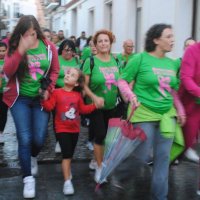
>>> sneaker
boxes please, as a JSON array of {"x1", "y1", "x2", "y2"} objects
[
  {"x1": 185, "y1": 148, "x2": 199, "y2": 163},
  {"x1": 174, "y1": 159, "x2": 179, "y2": 165},
  {"x1": 55, "y1": 142, "x2": 61, "y2": 153},
  {"x1": 0, "y1": 134, "x2": 4, "y2": 145},
  {"x1": 94, "y1": 166, "x2": 107, "y2": 184},
  {"x1": 23, "y1": 176, "x2": 36, "y2": 198},
  {"x1": 63, "y1": 180, "x2": 74, "y2": 195},
  {"x1": 31, "y1": 156, "x2": 38, "y2": 176},
  {"x1": 89, "y1": 159, "x2": 98, "y2": 170},
  {"x1": 86, "y1": 141, "x2": 94, "y2": 151},
  {"x1": 94, "y1": 166, "x2": 102, "y2": 183}
]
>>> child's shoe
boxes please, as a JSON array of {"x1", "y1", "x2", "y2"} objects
[{"x1": 63, "y1": 179, "x2": 74, "y2": 195}]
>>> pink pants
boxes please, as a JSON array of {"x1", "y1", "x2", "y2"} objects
[{"x1": 183, "y1": 104, "x2": 200, "y2": 149}]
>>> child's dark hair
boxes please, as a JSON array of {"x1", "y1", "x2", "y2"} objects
[
  {"x1": 0, "y1": 41, "x2": 7, "y2": 49},
  {"x1": 73, "y1": 68, "x2": 85, "y2": 93}
]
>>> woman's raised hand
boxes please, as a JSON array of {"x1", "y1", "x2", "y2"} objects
[{"x1": 18, "y1": 34, "x2": 36, "y2": 55}]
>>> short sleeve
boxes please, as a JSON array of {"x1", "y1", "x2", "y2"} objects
[
  {"x1": 82, "y1": 57, "x2": 91, "y2": 75},
  {"x1": 120, "y1": 53, "x2": 142, "y2": 83}
]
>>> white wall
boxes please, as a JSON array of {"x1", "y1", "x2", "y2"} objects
[
  {"x1": 195, "y1": 0, "x2": 200, "y2": 41},
  {"x1": 51, "y1": 0, "x2": 194, "y2": 57},
  {"x1": 112, "y1": 0, "x2": 137, "y2": 54},
  {"x1": 142, "y1": 0, "x2": 193, "y2": 58}
]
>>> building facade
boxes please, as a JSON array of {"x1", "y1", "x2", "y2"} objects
[
  {"x1": 0, "y1": 0, "x2": 37, "y2": 37},
  {"x1": 48, "y1": 0, "x2": 200, "y2": 58}
]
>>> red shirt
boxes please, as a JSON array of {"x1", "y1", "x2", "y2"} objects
[{"x1": 42, "y1": 88, "x2": 96, "y2": 133}]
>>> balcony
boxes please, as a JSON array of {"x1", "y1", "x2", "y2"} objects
[{"x1": 45, "y1": 0, "x2": 60, "y2": 11}]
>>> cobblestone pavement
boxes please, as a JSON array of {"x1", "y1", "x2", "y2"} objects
[
  {"x1": 0, "y1": 110, "x2": 93, "y2": 168},
  {"x1": 1, "y1": 111, "x2": 200, "y2": 199}
]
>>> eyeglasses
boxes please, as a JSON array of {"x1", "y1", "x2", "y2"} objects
[{"x1": 63, "y1": 48, "x2": 73, "y2": 52}]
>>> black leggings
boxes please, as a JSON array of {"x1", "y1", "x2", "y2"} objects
[
  {"x1": 0, "y1": 93, "x2": 8, "y2": 132},
  {"x1": 57, "y1": 133, "x2": 79, "y2": 159},
  {"x1": 89, "y1": 108, "x2": 116, "y2": 145}
]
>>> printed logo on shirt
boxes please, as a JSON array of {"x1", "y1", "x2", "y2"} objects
[
  {"x1": 61, "y1": 103, "x2": 77, "y2": 121},
  {"x1": 152, "y1": 68, "x2": 175, "y2": 97},
  {"x1": 99, "y1": 66, "x2": 118, "y2": 91},
  {"x1": 28, "y1": 54, "x2": 46, "y2": 80}
]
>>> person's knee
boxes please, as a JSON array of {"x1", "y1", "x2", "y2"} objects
[{"x1": 94, "y1": 137, "x2": 105, "y2": 145}]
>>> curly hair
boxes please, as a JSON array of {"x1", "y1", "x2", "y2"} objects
[
  {"x1": 58, "y1": 39, "x2": 76, "y2": 55},
  {"x1": 145, "y1": 24, "x2": 172, "y2": 52},
  {"x1": 8, "y1": 15, "x2": 45, "y2": 81},
  {"x1": 93, "y1": 29, "x2": 114, "y2": 46}
]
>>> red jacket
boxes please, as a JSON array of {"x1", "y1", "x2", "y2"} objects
[
  {"x1": 42, "y1": 88, "x2": 96, "y2": 133},
  {"x1": 179, "y1": 42, "x2": 200, "y2": 113},
  {"x1": 3, "y1": 39, "x2": 59, "y2": 107}
]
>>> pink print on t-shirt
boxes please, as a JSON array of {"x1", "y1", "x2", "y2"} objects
[
  {"x1": 29, "y1": 61, "x2": 44, "y2": 80},
  {"x1": 104, "y1": 73, "x2": 117, "y2": 90},
  {"x1": 158, "y1": 76, "x2": 171, "y2": 97}
]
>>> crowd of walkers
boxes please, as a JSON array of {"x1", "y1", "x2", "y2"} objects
[{"x1": 0, "y1": 14, "x2": 200, "y2": 200}]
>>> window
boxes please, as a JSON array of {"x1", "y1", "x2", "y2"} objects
[
  {"x1": 104, "y1": 1, "x2": 112, "y2": 31},
  {"x1": 13, "y1": 3, "x2": 20, "y2": 18},
  {"x1": 88, "y1": 8, "x2": 94, "y2": 35},
  {"x1": 71, "y1": 8, "x2": 77, "y2": 36}
]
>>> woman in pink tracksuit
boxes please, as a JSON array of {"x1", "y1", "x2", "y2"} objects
[{"x1": 180, "y1": 42, "x2": 200, "y2": 162}]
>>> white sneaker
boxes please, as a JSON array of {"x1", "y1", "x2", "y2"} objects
[
  {"x1": 63, "y1": 180, "x2": 74, "y2": 195},
  {"x1": 0, "y1": 134, "x2": 4, "y2": 145},
  {"x1": 94, "y1": 166, "x2": 102, "y2": 183},
  {"x1": 23, "y1": 176, "x2": 36, "y2": 198},
  {"x1": 86, "y1": 141, "x2": 94, "y2": 151},
  {"x1": 185, "y1": 148, "x2": 199, "y2": 163},
  {"x1": 174, "y1": 159, "x2": 179, "y2": 165},
  {"x1": 55, "y1": 142, "x2": 61, "y2": 153},
  {"x1": 89, "y1": 159, "x2": 98, "y2": 170},
  {"x1": 31, "y1": 156, "x2": 38, "y2": 176}
]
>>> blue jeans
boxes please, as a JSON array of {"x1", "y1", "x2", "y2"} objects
[
  {"x1": 10, "y1": 96, "x2": 49, "y2": 177},
  {"x1": 134, "y1": 121, "x2": 174, "y2": 200}
]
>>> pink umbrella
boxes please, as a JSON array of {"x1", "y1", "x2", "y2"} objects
[{"x1": 96, "y1": 108, "x2": 146, "y2": 190}]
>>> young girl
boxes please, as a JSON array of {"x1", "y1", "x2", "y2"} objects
[{"x1": 41, "y1": 68, "x2": 98, "y2": 195}]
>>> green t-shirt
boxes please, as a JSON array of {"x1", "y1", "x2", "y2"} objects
[
  {"x1": 20, "y1": 40, "x2": 50, "y2": 97},
  {"x1": 120, "y1": 51, "x2": 180, "y2": 114},
  {"x1": 0, "y1": 59, "x2": 6, "y2": 93},
  {"x1": 81, "y1": 46, "x2": 91, "y2": 62},
  {"x1": 83, "y1": 56, "x2": 120, "y2": 110},
  {"x1": 56, "y1": 56, "x2": 80, "y2": 88},
  {"x1": 117, "y1": 53, "x2": 135, "y2": 69}
]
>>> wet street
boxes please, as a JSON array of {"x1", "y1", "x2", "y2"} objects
[{"x1": 1, "y1": 111, "x2": 200, "y2": 199}]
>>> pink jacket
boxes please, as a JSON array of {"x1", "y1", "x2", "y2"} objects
[
  {"x1": 179, "y1": 42, "x2": 200, "y2": 112},
  {"x1": 3, "y1": 39, "x2": 59, "y2": 107}
]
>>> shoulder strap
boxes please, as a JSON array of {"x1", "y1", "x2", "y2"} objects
[
  {"x1": 80, "y1": 55, "x2": 94, "y2": 72},
  {"x1": 90, "y1": 55, "x2": 94, "y2": 72},
  {"x1": 112, "y1": 54, "x2": 120, "y2": 66}
]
